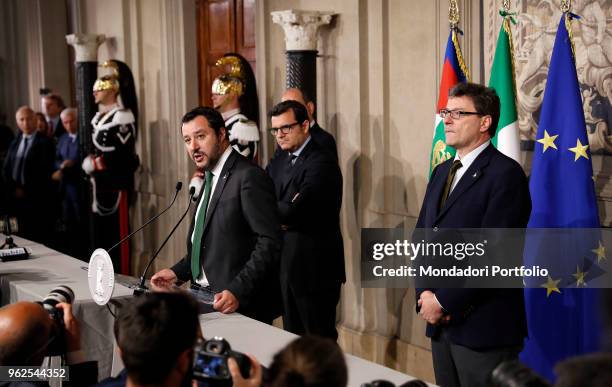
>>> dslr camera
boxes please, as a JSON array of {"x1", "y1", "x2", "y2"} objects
[
  {"x1": 193, "y1": 337, "x2": 251, "y2": 387},
  {"x1": 36, "y1": 285, "x2": 75, "y2": 356}
]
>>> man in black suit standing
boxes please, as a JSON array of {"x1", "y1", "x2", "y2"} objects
[
  {"x1": 42, "y1": 93, "x2": 66, "y2": 140},
  {"x1": 2, "y1": 106, "x2": 55, "y2": 244},
  {"x1": 266, "y1": 100, "x2": 345, "y2": 340},
  {"x1": 151, "y1": 107, "x2": 281, "y2": 323},
  {"x1": 415, "y1": 83, "x2": 531, "y2": 387},
  {"x1": 280, "y1": 88, "x2": 337, "y2": 160}
]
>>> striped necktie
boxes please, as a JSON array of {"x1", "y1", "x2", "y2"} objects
[{"x1": 439, "y1": 159, "x2": 462, "y2": 210}]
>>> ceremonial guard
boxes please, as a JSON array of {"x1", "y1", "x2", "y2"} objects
[
  {"x1": 211, "y1": 53, "x2": 260, "y2": 161},
  {"x1": 82, "y1": 60, "x2": 139, "y2": 273}
]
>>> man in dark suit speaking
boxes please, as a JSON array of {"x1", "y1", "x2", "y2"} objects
[
  {"x1": 415, "y1": 83, "x2": 531, "y2": 387},
  {"x1": 151, "y1": 107, "x2": 281, "y2": 323},
  {"x1": 266, "y1": 100, "x2": 345, "y2": 340}
]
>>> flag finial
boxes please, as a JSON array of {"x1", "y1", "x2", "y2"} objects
[
  {"x1": 560, "y1": 0, "x2": 571, "y2": 13},
  {"x1": 502, "y1": 0, "x2": 510, "y2": 12},
  {"x1": 449, "y1": 0, "x2": 460, "y2": 27}
]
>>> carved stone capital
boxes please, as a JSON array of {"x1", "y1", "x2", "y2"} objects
[
  {"x1": 66, "y1": 34, "x2": 106, "y2": 62},
  {"x1": 271, "y1": 10, "x2": 335, "y2": 51}
]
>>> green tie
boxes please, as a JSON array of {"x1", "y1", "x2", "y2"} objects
[
  {"x1": 439, "y1": 160, "x2": 462, "y2": 211},
  {"x1": 191, "y1": 171, "x2": 213, "y2": 281}
]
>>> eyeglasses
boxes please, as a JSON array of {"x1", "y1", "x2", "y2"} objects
[
  {"x1": 439, "y1": 109, "x2": 483, "y2": 119},
  {"x1": 269, "y1": 122, "x2": 300, "y2": 136}
]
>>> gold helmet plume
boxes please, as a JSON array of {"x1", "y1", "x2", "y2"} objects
[{"x1": 211, "y1": 55, "x2": 246, "y2": 96}]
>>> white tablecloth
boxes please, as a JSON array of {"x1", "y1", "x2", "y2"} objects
[{"x1": 0, "y1": 234, "x2": 133, "y2": 380}]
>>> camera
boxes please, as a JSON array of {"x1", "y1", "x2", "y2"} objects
[
  {"x1": 36, "y1": 285, "x2": 75, "y2": 356},
  {"x1": 193, "y1": 337, "x2": 251, "y2": 387}
]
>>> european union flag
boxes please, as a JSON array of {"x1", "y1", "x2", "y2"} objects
[{"x1": 521, "y1": 13, "x2": 602, "y2": 381}]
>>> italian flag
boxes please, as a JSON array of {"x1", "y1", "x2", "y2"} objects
[
  {"x1": 429, "y1": 29, "x2": 469, "y2": 176},
  {"x1": 489, "y1": 14, "x2": 521, "y2": 162}
]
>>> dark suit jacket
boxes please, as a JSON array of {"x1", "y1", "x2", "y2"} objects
[
  {"x1": 52, "y1": 117, "x2": 66, "y2": 140},
  {"x1": 171, "y1": 150, "x2": 282, "y2": 321},
  {"x1": 266, "y1": 139, "x2": 345, "y2": 295},
  {"x1": 55, "y1": 133, "x2": 80, "y2": 196},
  {"x1": 2, "y1": 132, "x2": 55, "y2": 201},
  {"x1": 415, "y1": 144, "x2": 531, "y2": 350}
]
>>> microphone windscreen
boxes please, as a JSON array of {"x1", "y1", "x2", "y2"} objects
[
  {"x1": 189, "y1": 177, "x2": 202, "y2": 200},
  {"x1": 176, "y1": 181, "x2": 183, "y2": 191}
]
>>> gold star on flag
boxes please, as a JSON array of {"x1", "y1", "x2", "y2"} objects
[
  {"x1": 569, "y1": 139, "x2": 589, "y2": 161},
  {"x1": 537, "y1": 130, "x2": 559, "y2": 153},
  {"x1": 592, "y1": 241, "x2": 606, "y2": 263},
  {"x1": 573, "y1": 266, "x2": 587, "y2": 287},
  {"x1": 540, "y1": 275, "x2": 561, "y2": 297}
]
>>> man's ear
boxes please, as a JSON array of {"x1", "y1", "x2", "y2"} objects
[
  {"x1": 302, "y1": 120, "x2": 310, "y2": 135},
  {"x1": 306, "y1": 101, "x2": 315, "y2": 119},
  {"x1": 176, "y1": 348, "x2": 193, "y2": 374},
  {"x1": 480, "y1": 115, "x2": 493, "y2": 134},
  {"x1": 219, "y1": 127, "x2": 227, "y2": 142}
]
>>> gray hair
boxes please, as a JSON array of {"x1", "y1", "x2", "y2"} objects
[{"x1": 60, "y1": 107, "x2": 77, "y2": 119}]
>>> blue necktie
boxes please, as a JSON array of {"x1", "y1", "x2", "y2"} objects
[{"x1": 191, "y1": 171, "x2": 213, "y2": 281}]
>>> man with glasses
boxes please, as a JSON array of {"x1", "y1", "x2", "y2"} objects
[
  {"x1": 266, "y1": 100, "x2": 345, "y2": 340},
  {"x1": 415, "y1": 82, "x2": 531, "y2": 387}
]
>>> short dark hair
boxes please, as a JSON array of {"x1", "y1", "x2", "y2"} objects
[
  {"x1": 267, "y1": 336, "x2": 348, "y2": 387},
  {"x1": 181, "y1": 106, "x2": 225, "y2": 136},
  {"x1": 43, "y1": 94, "x2": 65, "y2": 109},
  {"x1": 269, "y1": 100, "x2": 309, "y2": 125},
  {"x1": 555, "y1": 353, "x2": 612, "y2": 387},
  {"x1": 114, "y1": 292, "x2": 200, "y2": 385},
  {"x1": 448, "y1": 82, "x2": 500, "y2": 137}
]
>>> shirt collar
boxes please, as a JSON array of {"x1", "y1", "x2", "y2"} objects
[
  {"x1": 453, "y1": 140, "x2": 490, "y2": 169},
  {"x1": 290, "y1": 135, "x2": 312, "y2": 158},
  {"x1": 221, "y1": 108, "x2": 241, "y2": 121},
  {"x1": 210, "y1": 145, "x2": 232, "y2": 177}
]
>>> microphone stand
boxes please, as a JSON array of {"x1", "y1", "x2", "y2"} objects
[
  {"x1": 133, "y1": 187, "x2": 197, "y2": 295},
  {"x1": 107, "y1": 182, "x2": 182, "y2": 253}
]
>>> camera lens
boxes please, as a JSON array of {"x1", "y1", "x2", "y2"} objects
[{"x1": 41, "y1": 285, "x2": 75, "y2": 308}]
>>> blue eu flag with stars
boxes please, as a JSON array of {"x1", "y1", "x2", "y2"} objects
[{"x1": 521, "y1": 13, "x2": 603, "y2": 382}]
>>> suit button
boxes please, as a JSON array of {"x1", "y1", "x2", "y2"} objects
[{"x1": 433, "y1": 226, "x2": 438, "y2": 232}]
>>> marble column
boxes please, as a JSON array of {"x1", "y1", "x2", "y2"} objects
[
  {"x1": 272, "y1": 10, "x2": 334, "y2": 110},
  {"x1": 66, "y1": 33, "x2": 105, "y2": 254}
]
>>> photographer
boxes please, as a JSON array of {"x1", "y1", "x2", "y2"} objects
[
  {"x1": 229, "y1": 335, "x2": 347, "y2": 387},
  {"x1": 97, "y1": 291, "x2": 201, "y2": 387},
  {"x1": 0, "y1": 301, "x2": 97, "y2": 386}
]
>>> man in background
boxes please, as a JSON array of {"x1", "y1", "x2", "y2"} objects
[
  {"x1": 42, "y1": 93, "x2": 66, "y2": 140},
  {"x1": 281, "y1": 88, "x2": 337, "y2": 159},
  {"x1": 266, "y1": 100, "x2": 345, "y2": 340},
  {"x1": 2, "y1": 106, "x2": 55, "y2": 244}
]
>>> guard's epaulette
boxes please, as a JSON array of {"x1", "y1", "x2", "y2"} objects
[
  {"x1": 111, "y1": 109, "x2": 135, "y2": 126},
  {"x1": 230, "y1": 119, "x2": 260, "y2": 141},
  {"x1": 226, "y1": 113, "x2": 248, "y2": 126}
]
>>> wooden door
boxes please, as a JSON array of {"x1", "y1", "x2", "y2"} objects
[{"x1": 197, "y1": 0, "x2": 256, "y2": 107}]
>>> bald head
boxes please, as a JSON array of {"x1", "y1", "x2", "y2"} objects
[
  {"x1": 0, "y1": 302, "x2": 52, "y2": 366},
  {"x1": 281, "y1": 88, "x2": 314, "y2": 122},
  {"x1": 15, "y1": 106, "x2": 36, "y2": 135}
]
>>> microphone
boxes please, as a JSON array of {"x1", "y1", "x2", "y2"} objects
[
  {"x1": 107, "y1": 182, "x2": 182, "y2": 253},
  {"x1": 189, "y1": 175, "x2": 203, "y2": 201},
  {"x1": 134, "y1": 186, "x2": 197, "y2": 295}
]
